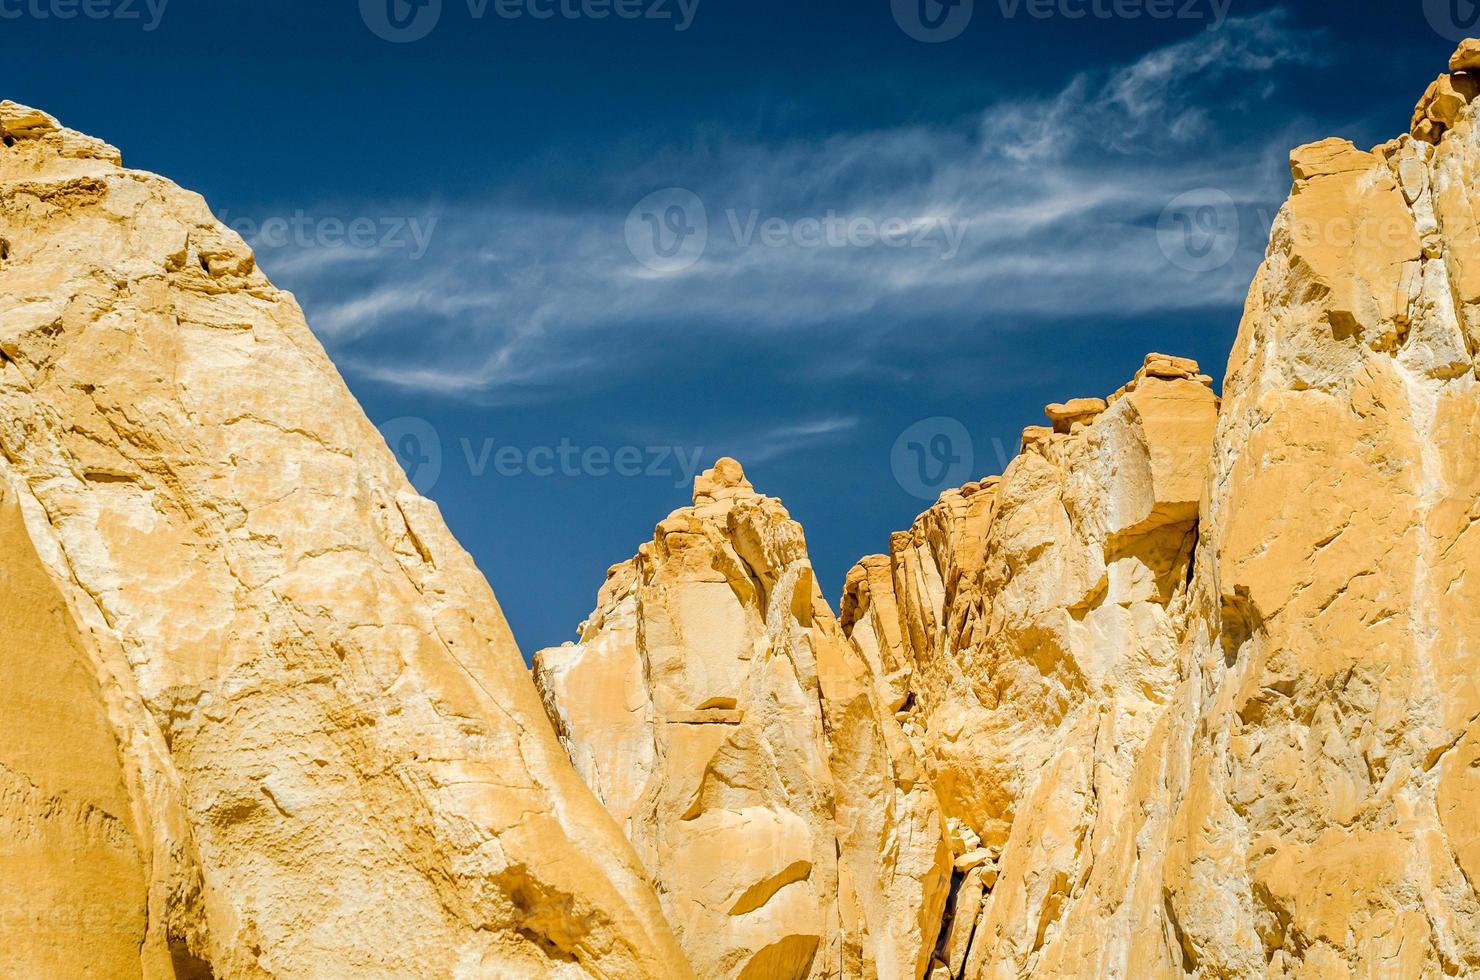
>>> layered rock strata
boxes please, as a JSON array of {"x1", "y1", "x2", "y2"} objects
[{"x1": 0, "y1": 101, "x2": 690, "y2": 979}]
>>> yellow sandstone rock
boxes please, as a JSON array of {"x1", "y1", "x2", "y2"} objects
[
  {"x1": 11, "y1": 34, "x2": 1480, "y2": 980},
  {"x1": 1452, "y1": 37, "x2": 1480, "y2": 72},
  {"x1": 1159, "y1": 40, "x2": 1480, "y2": 975},
  {"x1": 1042, "y1": 398, "x2": 1106, "y2": 434},
  {"x1": 0, "y1": 101, "x2": 690, "y2": 979},
  {"x1": 841, "y1": 358, "x2": 1219, "y2": 978},
  {"x1": 0, "y1": 479, "x2": 158, "y2": 978},
  {"x1": 535, "y1": 459, "x2": 951, "y2": 980},
  {"x1": 835, "y1": 37, "x2": 1480, "y2": 978}
]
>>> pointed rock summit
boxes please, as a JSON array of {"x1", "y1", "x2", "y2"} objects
[{"x1": 535, "y1": 458, "x2": 950, "y2": 980}]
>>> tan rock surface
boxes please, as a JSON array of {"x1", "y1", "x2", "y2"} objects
[
  {"x1": 12, "y1": 36, "x2": 1480, "y2": 980},
  {"x1": 0, "y1": 477, "x2": 161, "y2": 978},
  {"x1": 0, "y1": 101, "x2": 690, "y2": 979},
  {"x1": 842, "y1": 361, "x2": 1219, "y2": 978},
  {"x1": 842, "y1": 38, "x2": 1480, "y2": 978},
  {"x1": 536, "y1": 459, "x2": 950, "y2": 980},
  {"x1": 1158, "y1": 44, "x2": 1480, "y2": 975}
]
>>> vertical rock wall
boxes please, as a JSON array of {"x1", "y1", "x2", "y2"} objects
[{"x1": 841, "y1": 357, "x2": 1219, "y2": 978}]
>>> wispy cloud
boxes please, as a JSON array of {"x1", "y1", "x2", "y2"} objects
[
  {"x1": 253, "y1": 9, "x2": 1329, "y2": 402},
  {"x1": 730, "y1": 416, "x2": 861, "y2": 465}
]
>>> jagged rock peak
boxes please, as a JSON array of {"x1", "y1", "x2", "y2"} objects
[
  {"x1": 1411, "y1": 40, "x2": 1480, "y2": 144},
  {"x1": 0, "y1": 99, "x2": 121, "y2": 162},
  {"x1": 693, "y1": 454, "x2": 756, "y2": 503},
  {"x1": 840, "y1": 353, "x2": 1218, "y2": 977},
  {"x1": 537, "y1": 462, "x2": 951, "y2": 980}
]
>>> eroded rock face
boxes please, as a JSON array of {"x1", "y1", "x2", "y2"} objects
[
  {"x1": 841, "y1": 355, "x2": 1219, "y2": 978},
  {"x1": 531, "y1": 45, "x2": 1480, "y2": 978},
  {"x1": 1161, "y1": 64, "x2": 1480, "y2": 977},
  {"x1": 844, "y1": 41, "x2": 1480, "y2": 979},
  {"x1": 12, "y1": 37, "x2": 1480, "y2": 980},
  {"x1": 0, "y1": 478, "x2": 157, "y2": 979},
  {"x1": 0, "y1": 102, "x2": 690, "y2": 979},
  {"x1": 535, "y1": 459, "x2": 951, "y2": 980}
]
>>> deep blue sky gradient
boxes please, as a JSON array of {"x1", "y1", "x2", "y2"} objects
[{"x1": 3, "y1": 0, "x2": 1466, "y2": 654}]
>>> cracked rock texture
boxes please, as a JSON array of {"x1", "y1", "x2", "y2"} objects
[
  {"x1": 540, "y1": 42, "x2": 1480, "y2": 980},
  {"x1": 0, "y1": 101, "x2": 691, "y2": 979},
  {"x1": 841, "y1": 354, "x2": 1219, "y2": 978},
  {"x1": 534, "y1": 459, "x2": 950, "y2": 980},
  {"x1": 1156, "y1": 63, "x2": 1480, "y2": 977},
  {"x1": 11, "y1": 39, "x2": 1480, "y2": 980}
]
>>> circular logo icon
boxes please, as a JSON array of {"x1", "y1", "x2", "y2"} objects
[
  {"x1": 625, "y1": 188, "x2": 709, "y2": 273},
  {"x1": 892, "y1": 418, "x2": 974, "y2": 501},
  {"x1": 1157, "y1": 188, "x2": 1239, "y2": 274},
  {"x1": 892, "y1": 0, "x2": 974, "y2": 43},
  {"x1": 379, "y1": 417, "x2": 443, "y2": 493},
  {"x1": 361, "y1": 0, "x2": 442, "y2": 43},
  {"x1": 1424, "y1": 0, "x2": 1480, "y2": 41}
]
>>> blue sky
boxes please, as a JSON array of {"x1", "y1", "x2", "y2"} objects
[{"x1": 4, "y1": 1, "x2": 1466, "y2": 654}]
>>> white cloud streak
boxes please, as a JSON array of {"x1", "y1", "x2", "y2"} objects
[{"x1": 253, "y1": 9, "x2": 1328, "y2": 401}]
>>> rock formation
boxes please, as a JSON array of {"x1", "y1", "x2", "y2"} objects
[
  {"x1": 0, "y1": 100, "x2": 691, "y2": 979},
  {"x1": 538, "y1": 41, "x2": 1480, "y2": 980},
  {"x1": 10, "y1": 36, "x2": 1480, "y2": 980},
  {"x1": 534, "y1": 459, "x2": 950, "y2": 980},
  {"x1": 841, "y1": 353, "x2": 1219, "y2": 978},
  {"x1": 1160, "y1": 65, "x2": 1480, "y2": 975}
]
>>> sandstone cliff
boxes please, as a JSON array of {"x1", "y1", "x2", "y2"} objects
[
  {"x1": 534, "y1": 459, "x2": 951, "y2": 980},
  {"x1": 0, "y1": 101, "x2": 691, "y2": 979},
  {"x1": 841, "y1": 354, "x2": 1219, "y2": 978},
  {"x1": 537, "y1": 42, "x2": 1480, "y2": 980},
  {"x1": 10, "y1": 36, "x2": 1480, "y2": 980},
  {"x1": 846, "y1": 47, "x2": 1480, "y2": 978},
  {"x1": 1156, "y1": 59, "x2": 1480, "y2": 976}
]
